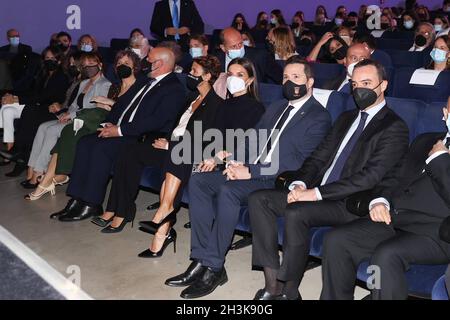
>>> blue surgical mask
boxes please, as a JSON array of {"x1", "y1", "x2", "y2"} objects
[
  {"x1": 430, "y1": 48, "x2": 448, "y2": 63},
  {"x1": 227, "y1": 46, "x2": 245, "y2": 60},
  {"x1": 434, "y1": 24, "x2": 443, "y2": 32},
  {"x1": 335, "y1": 18, "x2": 344, "y2": 26},
  {"x1": 404, "y1": 20, "x2": 414, "y2": 29},
  {"x1": 9, "y1": 37, "x2": 19, "y2": 46},
  {"x1": 189, "y1": 47, "x2": 203, "y2": 58},
  {"x1": 80, "y1": 44, "x2": 93, "y2": 52},
  {"x1": 270, "y1": 17, "x2": 278, "y2": 25}
]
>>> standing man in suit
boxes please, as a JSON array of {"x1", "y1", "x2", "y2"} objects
[
  {"x1": 0, "y1": 29, "x2": 32, "y2": 57},
  {"x1": 51, "y1": 47, "x2": 186, "y2": 222},
  {"x1": 321, "y1": 104, "x2": 450, "y2": 300},
  {"x1": 249, "y1": 59, "x2": 409, "y2": 300},
  {"x1": 323, "y1": 43, "x2": 371, "y2": 93},
  {"x1": 165, "y1": 56, "x2": 331, "y2": 299},
  {"x1": 214, "y1": 27, "x2": 282, "y2": 84},
  {"x1": 150, "y1": 0, "x2": 204, "y2": 50}
]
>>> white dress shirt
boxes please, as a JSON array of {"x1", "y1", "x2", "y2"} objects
[
  {"x1": 254, "y1": 94, "x2": 311, "y2": 164},
  {"x1": 337, "y1": 75, "x2": 350, "y2": 91},
  {"x1": 409, "y1": 45, "x2": 427, "y2": 52},
  {"x1": 369, "y1": 132, "x2": 450, "y2": 211},
  {"x1": 117, "y1": 72, "x2": 171, "y2": 136},
  {"x1": 289, "y1": 100, "x2": 387, "y2": 200},
  {"x1": 171, "y1": 95, "x2": 200, "y2": 138}
]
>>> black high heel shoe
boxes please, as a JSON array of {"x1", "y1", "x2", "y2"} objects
[
  {"x1": 146, "y1": 207, "x2": 180, "y2": 231},
  {"x1": 101, "y1": 217, "x2": 134, "y2": 233},
  {"x1": 91, "y1": 215, "x2": 114, "y2": 227},
  {"x1": 138, "y1": 229, "x2": 177, "y2": 258}
]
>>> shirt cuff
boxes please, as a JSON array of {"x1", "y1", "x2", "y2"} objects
[
  {"x1": 369, "y1": 197, "x2": 390, "y2": 211},
  {"x1": 314, "y1": 187, "x2": 322, "y2": 201},
  {"x1": 288, "y1": 181, "x2": 307, "y2": 191},
  {"x1": 425, "y1": 151, "x2": 448, "y2": 164},
  {"x1": 117, "y1": 127, "x2": 123, "y2": 137}
]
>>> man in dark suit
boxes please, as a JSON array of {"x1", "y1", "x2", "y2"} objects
[
  {"x1": 321, "y1": 106, "x2": 450, "y2": 300},
  {"x1": 323, "y1": 43, "x2": 371, "y2": 93},
  {"x1": 150, "y1": 0, "x2": 204, "y2": 50},
  {"x1": 213, "y1": 27, "x2": 282, "y2": 84},
  {"x1": 248, "y1": 59, "x2": 409, "y2": 300},
  {"x1": 51, "y1": 47, "x2": 186, "y2": 222},
  {"x1": 165, "y1": 56, "x2": 331, "y2": 299},
  {"x1": 0, "y1": 29, "x2": 32, "y2": 58}
]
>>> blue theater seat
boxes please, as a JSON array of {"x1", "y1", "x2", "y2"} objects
[
  {"x1": 384, "y1": 50, "x2": 430, "y2": 69},
  {"x1": 432, "y1": 274, "x2": 449, "y2": 300},
  {"x1": 392, "y1": 67, "x2": 450, "y2": 103},
  {"x1": 376, "y1": 38, "x2": 412, "y2": 51},
  {"x1": 416, "y1": 102, "x2": 448, "y2": 136},
  {"x1": 380, "y1": 30, "x2": 415, "y2": 41},
  {"x1": 385, "y1": 97, "x2": 425, "y2": 141}
]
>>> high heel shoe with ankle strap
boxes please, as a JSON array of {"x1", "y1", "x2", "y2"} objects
[
  {"x1": 138, "y1": 229, "x2": 177, "y2": 258},
  {"x1": 146, "y1": 207, "x2": 180, "y2": 231},
  {"x1": 24, "y1": 182, "x2": 55, "y2": 201},
  {"x1": 52, "y1": 176, "x2": 70, "y2": 186}
]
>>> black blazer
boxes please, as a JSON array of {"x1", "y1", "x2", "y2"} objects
[
  {"x1": 107, "y1": 73, "x2": 186, "y2": 137},
  {"x1": 372, "y1": 132, "x2": 450, "y2": 245},
  {"x1": 213, "y1": 47, "x2": 283, "y2": 84},
  {"x1": 277, "y1": 105, "x2": 410, "y2": 201},
  {"x1": 150, "y1": 0, "x2": 204, "y2": 42},
  {"x1": 0, "y1": 43, "x2": 32, "y2": 57}
]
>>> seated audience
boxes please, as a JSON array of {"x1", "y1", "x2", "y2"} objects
[
  {"x1": 231, "y1": 13, "x2": 250, "y2": 33},
  {"x1": 93, "y1": 55, "x2": 223, "y2": 235},
  {"x1": 241, "y1": 31, "x2": 256, "y2": 48},
  {"x1": 249, "y1": 60, "x2": 409, "y2": 300},
  {"x1": 129, "y1": 34, "x2": 152, "y2": 60},
  {"x1": 250, "y1": 11, "x2": 269, "y2": 44},
  {"x1": 24, "y1": 51, "x2": 113, "y2": 199},
  {"x1": 321, "y1": 104, "x2": 450, "y2": 300},
  {"x1": 266, "y1": 26, "x2": 298, "y2": 61},
  {"x1": 315, "y1": 5, "x2": 331, "y2": 24},
  {"x1": 409, "y1": 22, "x2": 436, "y2": 52},
  {"x1": 51, "y1": 47, "x2": 186, "y2": 222},
  {"x1": 0, "y1": 46, "x2": 70, "y2": 175},
  {"x1": 434, "y1": 15, "x2": 450, "y2": 37},
  {"x1": 291, "y1": 11, "x2": 307, "y2": 39},
  {"x1": 270, "y1": 9, "x2": 287, "y2": 28},
  {"x1": 165, "y1": 56, "x2": 332, "y2": 299},
  {"x1": 77, "y1": 34, "x2": 98, "y2": 53},
  {"x1": 426, "y1": 35, "x2": 450, "y2": 71},
  {"x1": 401, "y1": 11, "x2": 419, "y2": 31},
  {"x1": 188, "y1": 34, "x2": 209, "y2": 58},
  {"x1": 307, "y1": 32, "x2": 349, "y2": 64},
  {"x1": 0, "y1": 29, "x2": 32, "y2": 58}
]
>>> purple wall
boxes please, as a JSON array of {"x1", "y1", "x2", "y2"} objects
[{"x1": 0, "y1": 0, "x2": 444, "y2": 52}]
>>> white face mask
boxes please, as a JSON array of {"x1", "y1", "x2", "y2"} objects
[
  {"x1": 226, "y1": 76, "x2": 247, "y2": 94},
  {"x1": 132, "y1": 48, "x2": 142, "y2": 57},
  {"x1": 347, "y1": 61, "x2": 358, "y2": 78},
  {"x1": 243, "y1": 40, "x2": 250, "y2": 47},
  {"x1": 189, "y1": 47, "x2": 203, "y2": 58},
  {"x1": 227, "y1": 46, "x2": 245, "y2": 60}
]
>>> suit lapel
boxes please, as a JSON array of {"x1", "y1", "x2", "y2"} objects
[
  {"x1": 282, "y1": 98, "x2": 315, "y2": 132},
  {"x1": 164, "y1": 0, "x2": 174, "y2": 27}
]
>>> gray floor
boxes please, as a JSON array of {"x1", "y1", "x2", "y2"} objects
[{"x1": 0, "y1": 163, "x2": 368, "y2": 300}]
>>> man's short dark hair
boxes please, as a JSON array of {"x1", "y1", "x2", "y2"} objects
[
  {"x1": 285, "y1": 56, "x2": 314, "y2": 80},
  {"x1": 57, "y1": 31, "x2": 72, "y2": 42},
  {"x1": 353, "y1": 59, "x2": 387, "y2": 81},
  {"x1": 353, "y1": 32, "x2": 377, "y2": 50}
]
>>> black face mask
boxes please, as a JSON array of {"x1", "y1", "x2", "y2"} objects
[
  {"x1": 265, "y1": 39, "x2": 275, "y2": 53},
  {"x1": 282, "y1": 80, "x2": 307, "y2": 101},
  {"x1": 414, "y1": 34, "x2": 427, "y2": 47},
  {"x1": 68, "y1": 65, "x2": 80, "y2": 78},
  {"x1": 352, "y1": 83, "x2": 382, "y2": 110},
  {"x1": 186, "y1": 73, "x2": 203, "y2": 91},
  {"x1": 299, "y1": 38, "x2": 312, "y2": 46},
  {"x1": 332, "y1": 45, "x2": 348, "y2": 61},
  {"x1": 58, "y1": 43, "x2": 69, "y2": 51},
  {"x1": 291, "y1": 22, "x2": 300, "y2": 29},
  {"x1": 116, "y1": 64, "x2": 133, "y2": 79},
  {"x1": 81, "y1": 65, "x2": 100, "y2": 79},
  {"x1": 141, "y1": 58, "x2": 152, "y2": 74},
  {"x1": 380, "y1": 22, "x2": 390, "y2": 30},
  {"x1": 44, "y1": 59, "x2": 59, "y2": 72}
]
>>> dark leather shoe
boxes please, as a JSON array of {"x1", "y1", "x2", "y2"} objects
[
  {"x1": 21, "y1": 180, "x2": 38, "y2": 189},
  {"x1": 0, "y1": 159, "x2": 11, "y2": 166},
  {"x1": 180, "y1": 267, "x2": 228, "y2": 299},
  {"x1": 58, "y1": 203, "x2": 102, "y2": 222},
  {"x1": 50, "y1": 199, "x2": 79, "y2": 219},
  {"x1": 253, "y1": 289, "x2": 283, "y2": 300},
  {"x1": 5, "y1": 162, "x2": 27, "y2": 177},
  {"x1": 165, "y1": 261, "x2": 205, "y2": 287},
  {"x1": 138, "y1": 220, "x2": 158, "y2": 234}
]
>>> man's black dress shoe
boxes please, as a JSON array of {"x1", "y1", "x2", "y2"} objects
[
  {"x1": 180, "y1": 267, "x2": 228, "y2": 299},
  {"x1": 50, "y1": 199, "x2": 79, "y2": 219},
  {"x1": 58, "y1": 203, "x2": 102, "y2": 222},
  {"x1": 21, "y1": 180, "x2": 38, "y2": 189},
  {"x1": 165, "y1": 260, "x2": 205, "y2": 287},
  {"x1": 0, "y1": 159, "x2": 11, "y2": 166},
  {"x1": 253, "y1": 289, "x2": 283, "y2": 300},
  {"x1": 5, "y1": 162, "x2": 27, "y2": 177}
]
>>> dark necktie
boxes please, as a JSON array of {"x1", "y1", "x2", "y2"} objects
[
  {"x1": 258, "y1": 105, "x2": 294, "y2": 161},
  {"x1": 119, "y1": 79, "x2": 154, "y2": 125},
  {"x1": 325, "y1": 111, "x2": 369, "y2": 184}
]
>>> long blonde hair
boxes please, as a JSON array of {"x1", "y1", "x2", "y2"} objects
[{"x1": 272, "y1": 26, "x2": 296, "y2": 60}]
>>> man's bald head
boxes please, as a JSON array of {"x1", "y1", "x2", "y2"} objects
[
  {"x1": 147, "y1": 47, "x2": 175, "y2": 77},
  {"x1": 220, "y1": 27, "x2": 244, "y2": 53},
  {"x1": 345, "y1": 43, "x2": 371, "y2": 68},
  {"x1": 7, "y1": 29, "x2": 19, "y2": 39}
]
